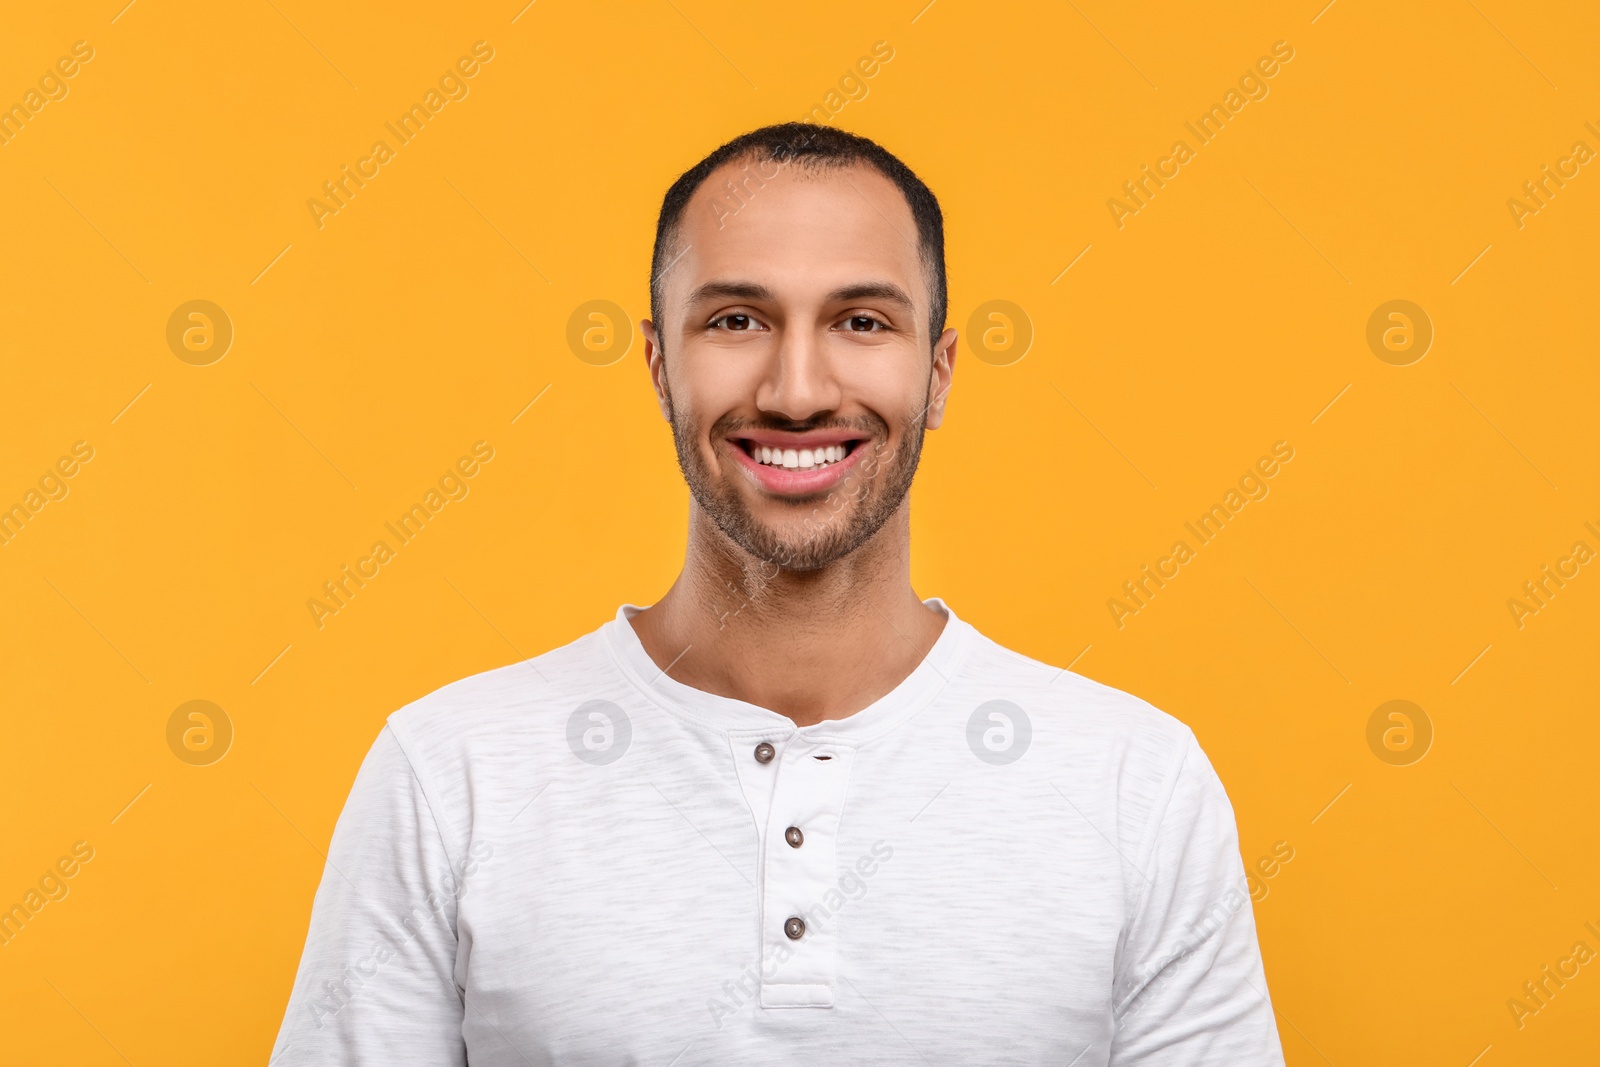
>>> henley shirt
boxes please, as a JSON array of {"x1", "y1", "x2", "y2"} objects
[{"x1": 270, "y1": 599, "x2": 1287, "y2": 1065}]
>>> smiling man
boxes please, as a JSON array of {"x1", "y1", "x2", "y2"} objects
[{"x1": 271, "y1": 124, "x2": 1286, "y2": 1066}]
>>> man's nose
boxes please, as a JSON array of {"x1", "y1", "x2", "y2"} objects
[{"x1": 755, "y1": 328, "x2": 842, "y2": 422}]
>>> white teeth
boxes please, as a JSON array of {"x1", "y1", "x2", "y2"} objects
[{"x1": 750, "y1": 443, "x2": 853, "y2": 470}]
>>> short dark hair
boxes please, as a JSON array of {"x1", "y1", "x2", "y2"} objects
[{"x1": 649, "y1": 122, "x2": 947, "y2": 348}]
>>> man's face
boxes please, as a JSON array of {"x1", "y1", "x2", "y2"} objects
[{"x1": 642, "y1": 160, "x2": 956, "y2": 572}]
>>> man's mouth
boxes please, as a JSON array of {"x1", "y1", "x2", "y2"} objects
[
  {"x1": 743, "y1": 441, "x2": 857, "y2": 471},
  {"x1": 724, "y1": 432, "x2": 874, "y2": 493}
]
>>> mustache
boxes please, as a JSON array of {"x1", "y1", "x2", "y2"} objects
[{"x1": 709, "y1": 412, "x2": 888, "y2": 438}]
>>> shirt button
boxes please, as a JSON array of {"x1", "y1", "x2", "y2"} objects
[
  {"x1": 754, "y1": 742, "x2": 775, "y2": 764},
  {"x1": 784, "y1": 916, "x2": 806, "y2": 940},
  {"x1": 785, "y1": 826, "x2": 804, "y2": 848}
]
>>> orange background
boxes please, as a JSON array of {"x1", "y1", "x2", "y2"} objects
[{"x1": 2, "y1": 1, "x2": 1597, "y2": 1063}]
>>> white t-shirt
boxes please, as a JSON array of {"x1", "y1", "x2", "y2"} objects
[{"x1": 270, "y1": 599, "x2": 1285, "y2": 1065}]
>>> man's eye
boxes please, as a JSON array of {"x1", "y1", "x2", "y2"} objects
[
  {"x1": 843, "y1": 315, "x2": 886, "y2": 332},
  {"x1": 710, "y1": 313, "x2": 758, "y2": 331}
]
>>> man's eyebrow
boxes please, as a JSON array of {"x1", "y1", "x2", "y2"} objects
[
  {"x1": 685, "y1": 281, "x2": 777, "y2": 306},
  {"x1": 684, "y1": 280, "x2": 917, "y2": 312},
  {"x1": 825, "y1": 282, "x2": 915, "y2": 310}
]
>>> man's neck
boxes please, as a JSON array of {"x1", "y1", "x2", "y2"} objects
[{"x1": 627, "y1": 506, "x2": 947, "y2": 727}]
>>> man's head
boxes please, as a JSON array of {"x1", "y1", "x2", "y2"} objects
[{"x1": 642, "y1": 123, "x2": 957, "y2": 573}]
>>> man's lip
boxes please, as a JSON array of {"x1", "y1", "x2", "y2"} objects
[
  {"x1": 726, "y1": 429, "x2": 868, "y2": 450},
  {"x1": 726, "y1": 434, "x2": 870, "y2": 495}
]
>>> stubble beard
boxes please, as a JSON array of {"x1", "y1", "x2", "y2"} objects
[{"x1": 668, "y1": 402, "x2": 927, "y2": 574}]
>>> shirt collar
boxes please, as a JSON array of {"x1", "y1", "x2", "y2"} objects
[{"x1": 600, "y1": 597, "x2": 973, "y2": 746}]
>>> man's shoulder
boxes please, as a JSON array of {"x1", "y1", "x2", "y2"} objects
[
  {"x1": 957, "y1": 628, "x2": 1221, "y2": 862},
  {"x1": 959, "y1": 627, "x2": 1199, "y2": 765},
  {"x1": 383, "y1": 617, "x2": 615, "y2": 760}
]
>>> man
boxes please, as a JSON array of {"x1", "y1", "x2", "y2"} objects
[{"x1": 271, "y1": 123, "x2": 1286, "y2": 1065}]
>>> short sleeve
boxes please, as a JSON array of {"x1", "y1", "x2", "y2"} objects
[
  {"x1": 269, "y1": 725, "x2": 467, "y2": 1066},
  {"x1": 1108, "y1": 731, "x2": 1286, "y2": 1066}
]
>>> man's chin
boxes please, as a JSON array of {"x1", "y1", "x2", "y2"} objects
[
  {"x1": 705, "y1": 504, "x2": 865, "y2": 572},
  {"x1": 682, "y1": 447, "x2": 918, "y2": 573},
  {"x1": 741, "y1": 523, "x2": 855, "y2": 572}
]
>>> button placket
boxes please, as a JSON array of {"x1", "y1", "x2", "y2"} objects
[
  {"x1": 759, "y1": 741, "x2": 855, "y2": 1008},
  {"x1": 729, "y1": 733, "x2": 789, "y2": 843}
]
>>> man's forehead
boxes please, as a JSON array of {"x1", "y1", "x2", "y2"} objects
[{"x1": 667, "y1": 159, "x2": 923, "y2": 304}]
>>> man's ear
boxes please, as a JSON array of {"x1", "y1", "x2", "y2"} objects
[
  {"x1": 641, "y1": 319, "x2": 672, "y2": 421},
  {"x1": 925, "y1": 326, "x2": 957, "y2": 429}
]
